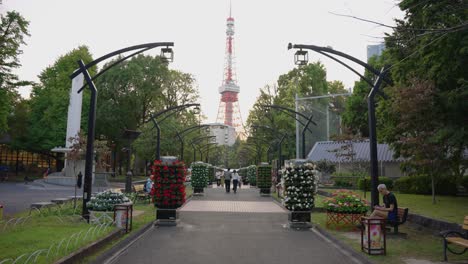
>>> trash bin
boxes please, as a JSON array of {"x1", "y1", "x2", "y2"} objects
[
  {"x1": 361, "y1": 216, "x2": 386, "y2": 255},
  {"x1": 114, "y1": 203, "x2": 133, "y2": 233}
]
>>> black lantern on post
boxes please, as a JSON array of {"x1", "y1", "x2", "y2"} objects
[
  {"x1": 294, "y1": 49, "x2": 308, "y2": 65},
  {"x1": 161, "y1": 46, "x2": 174, "y2": 62}
]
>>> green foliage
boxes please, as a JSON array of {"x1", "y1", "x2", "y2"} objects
[
  {"x1": 256, "y1": 164, "x2": 272, "y2": 188},
  {"x1": 323, "y1": 189, "x2": 368, "y2": 214},
  {"x1": 191, "y1": 162, "x2": 208, "y2": 188},
  {"x1": 27, "y1": 46, "x2": 95, "y2": 152},
  {"x1": 0, "y1": 10, "x2": 30, "y2": 133},
  {"x1": 461, "y1": 175, "x2": 468, "y2": 191},
  {"x1": 282, "y1": 162, "x2": 318, "y2": 211},
  {"x1": 379, "y1": 0, "x2": 468, "y2": 191},
  {"x1": 357, "y1": 176, "x2": 394, "y2": 190},
  {"x1": 96, "y1": 55, "x2": 200, "y2": 160},
  {"x1": 341, "y1": 55, "x2": 385, "y2": 137},
  {"x1": 331, "y1": 172, "x2": 365, "y2": 188},
  {"x1": 394, "y1": 175, "x2": 458, "y2": 195},
  {"x1": 247, "y1": 165, "x2": 257, "y2": 185},
  {"x1": 315, "y1": 160, "x2": 336, "y2": 175},
  {"x1": 87, "y1": 190, "x2": 130, "y2": 211}
]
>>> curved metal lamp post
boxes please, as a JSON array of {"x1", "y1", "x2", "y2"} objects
[
  {"x1": 260, "y1": 104, "x2": 316, "y2": 159},
  {"x1": 288, "y1": 43, "x2": 393, "y2": 207},
  {"x1": 175, "y1": 124, "x2": 214, "y2": 160},
  {"x1": 72, "y1": 42, "x2": 174, "y2": 221},
  {"x1": 190, "y1": 136, "x2": 216, "y2": 162},
  {"x1": 148, "y1": 104, "x2": 200, "y2": 161}
]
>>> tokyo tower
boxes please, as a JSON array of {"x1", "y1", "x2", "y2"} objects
[{"x1": 216, "y1": 7, "x2": 244, "y2": 137}]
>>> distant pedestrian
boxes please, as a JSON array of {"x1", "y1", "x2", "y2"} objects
[
  {"x1": 216, "y1": 171, "x2": 221, "y2": 186},
  {"x1": 232, "y1": 170, "x2": 240, "y2": 193},
  {"x1": 43, "y1": 167, "x2": 50, "y2": 179},
  {"x1": 224, "y1": 168, "x2": 232, "y2": 193}
]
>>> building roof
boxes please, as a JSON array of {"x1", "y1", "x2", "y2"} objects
[{"x1": 307, "y1": 140, "x2": 405, "y2": 163}]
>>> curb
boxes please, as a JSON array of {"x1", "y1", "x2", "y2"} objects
[
  {"x1": 55, "y1": 228, "x2": 124, "y2": 264},
  {"x1": 312, "y1": 225, "x2": 374, "y2": 264},
  {"x1": 91, "y1": 221, "x2": 155, "y2": 264}
]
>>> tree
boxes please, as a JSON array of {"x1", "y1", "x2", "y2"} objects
[
  {"x1": 386, "y1": 79, "x2": 451, "y2": 203},
  {"x1": 341, "y1": 55, "x2": 386, "y2": 137},
  {"x1": 380, "y1": 0, "x2": 467, "y2": 191},
  {"x1": 0, "y1": 10, "x2": 30, "y2": 133},
  {"x1": 27, "y1": 46, "x2": 95, "y2": 152}
]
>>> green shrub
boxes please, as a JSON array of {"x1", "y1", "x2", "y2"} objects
[
  {"x1": 461, "y1": 175, "x2": 468, "y2": 190},
  {"x1": 357, "y1": 176, "x2": 394, "y2": 190},
  {"x1": 333, "y1": 177, "x2": 354, "y2": 187},
  {"x1": 394, "y1": 174, "x2": 458, "y2": 195},
  {"x1": 331, "y1": 172, "x2": 364, "y2": 188},
  {"x1": 247, "y1": 165, "x2": 257, "y2": 185}
]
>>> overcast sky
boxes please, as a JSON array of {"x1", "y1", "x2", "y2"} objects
[{"x1": 4, "y1": 0, "x2": 403, "y2": 123}]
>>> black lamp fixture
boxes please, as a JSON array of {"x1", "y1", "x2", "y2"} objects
[
  {"x1": 193, "y1": 105, "x2": 201, "y2": 115},
  {"x1": 294, "y1": 49, "x2": 308, "y2": 65},
  {"x1": 161, "y1": 46, "x2": 174, "y2": 62}
]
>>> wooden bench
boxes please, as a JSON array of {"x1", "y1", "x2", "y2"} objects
[
  {"x1": 133, "y1": 184, "x2": 150, "y2": 203},
  {"x1": 442, "y1": 216, "x2": 468, "y2": 261},
  {"x1": 386, "y1": 207, "x2": 409, "y2": 234}
]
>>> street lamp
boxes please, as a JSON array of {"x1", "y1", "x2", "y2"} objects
[
  {"x1": 148, "y1": 103, "x2": 201, "y2": 161},
  {"x1": 175, "y1": 124, "x2": 213, "y2": 160},
  {"x1": 260, "y1": 104, "x2": 316, "y2": 159},
  {"x1": 190, "y1": 135, "x2": 216, "y2": 162},
  {"x1": 72, "y1": 42, "x2": 174, "y2": 222},
  {"x1": 288, "y1": 43, "x2": 392, "y2": 207}
]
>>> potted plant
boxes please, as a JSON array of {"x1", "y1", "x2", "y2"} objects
[
  {"x1": 247, "y1": 165, "x2": 257, "y2": 186},
  {"x1": 323, "y1": 189, "x2": 369, "y2": 228},
  {"x1": 191, "y1": 162, "x2": 208, "y2": 194},
  {"x1": 87, "y1": 190, "x2": 131, "y2": 224},
  {"x1": 282, "y1": 161, "x2": 319, "y2": 225},
  {"x1": 152, "y1": 158, "x2": 186, "y2": 224},
  {"x1": 257, "y1": 164, "x2": 272, "y2": 195}
]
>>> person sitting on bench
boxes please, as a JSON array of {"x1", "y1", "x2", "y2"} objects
[{"x1": 370, "y1": 184, "x2": 398, "y2": 221}]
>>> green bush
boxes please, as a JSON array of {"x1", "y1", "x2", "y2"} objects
[
  {"x1": 331, "y1": 172, "x2": 364, "y2": 188},
  {"x1": 461, "y1": 175, "x2": 468, "y2": 190},
  {"x1": 357, "y1": 176, "x2": 394, "y2": 190},
  {"x1": 394, "y1": 174, "x2": 458, "y2": 195},
  {"x1": 333, "y1": 177, "x2": 354, "y2": 187},
  {"x1": 247, "y1": 165, "x2": 257, "y2": 185}
]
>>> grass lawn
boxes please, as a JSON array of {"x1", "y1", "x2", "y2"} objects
[
  {"x1": 312, "y1": 211, "x2": 468, "y2": 263},
  {"x1": 0, "y1": 203, "x2": 114, "y2": 263},
  {"x1": 320, "y1": 188, "x2": 468, "y2": 223}
]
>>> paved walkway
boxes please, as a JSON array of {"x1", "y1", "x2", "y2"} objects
[{"x1": 110, "y1": 186, "x2": 365, "y2": 264}]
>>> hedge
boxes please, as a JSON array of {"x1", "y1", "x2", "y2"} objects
[
  {"x1": 357, "y1": 176, "x2": 394, "y2": 190},
  {"x1": 461, "y1": 175, "x2": 468, "y2": 190},
  {"x1": 394, "y1": 174, "x2": 458, "y2": 195}
]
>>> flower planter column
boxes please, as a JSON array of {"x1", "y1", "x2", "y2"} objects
[
  {"x1": 282, "y1": 160, "x2": 318, "y2": 229},
  {"x1": 257, "y1": 164, "x2": 272, "y2": 196},
  {"x1": 152, "y1": 156, "x2": 186, "y2": 226},
  {"x1": 191, "y1": 162, "x2": 208, "y2": 195}
]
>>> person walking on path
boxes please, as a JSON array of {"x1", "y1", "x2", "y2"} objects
[
  {"x1": 224, "y1": 168, "x2": 232, "y2": 193},
  {"x1": 215, "y1": 171, "x2": 221, "y2": 186},
  {"x1": 232, "y1": 170, "x2": 240, "y2": 193}
]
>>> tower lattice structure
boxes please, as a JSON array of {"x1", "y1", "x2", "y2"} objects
[{"x1": 216, "y1": 10, "x2": 244, "y2": 137}]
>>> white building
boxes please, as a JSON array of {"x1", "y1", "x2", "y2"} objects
[{"x1": 208, "y1": 123, "x2": 236, "y2": 146}]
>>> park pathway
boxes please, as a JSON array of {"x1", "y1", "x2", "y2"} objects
[{"x1": 111, "y1": 186, "x2": 365, "y2": 264}]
